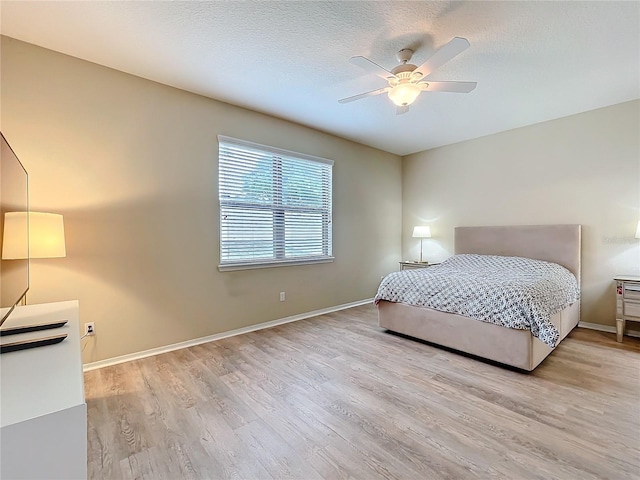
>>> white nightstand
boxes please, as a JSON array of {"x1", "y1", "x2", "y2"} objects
[
  {"x1": 400, "y1": 261, "x2": 439, "y2": 271},
  {"x1": 615, "y1": 275, "x2": 640, "y2": 342}
]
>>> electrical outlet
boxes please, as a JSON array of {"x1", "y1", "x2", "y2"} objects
[
  {"x1": 84, "y1": 322, "x2": 95, "y2": 336},
  {"x1": 279, "y1": 291, "x2": 286, "y2": 302}
]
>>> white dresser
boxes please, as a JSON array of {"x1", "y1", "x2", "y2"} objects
[
  {"x1": 615, "y1": 276, "x2": 640, "y2": 342},
  {"x1": 0, "y1": 301, "x2": 86, "y2": 480}
]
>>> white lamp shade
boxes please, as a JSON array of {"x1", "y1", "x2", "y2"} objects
[
  {"x1": 412, "y1": 225, "x2": 432, "y2": 238},
  {"x1": 2, "y1": 212, "x2": 66, "y2": 259},
  {"x1": 636, "y1": 220, "x2": 640, "y2": 239},
  {"x1": 388, "y1": 83, "x2": 421, "y2": 106}
]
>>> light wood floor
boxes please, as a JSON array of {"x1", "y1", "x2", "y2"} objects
[{"x1": 85, "y1": 304, "x2": 640, "y2": 480}]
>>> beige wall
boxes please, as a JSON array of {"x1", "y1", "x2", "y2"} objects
[
  {"x1": 403, "y1": 100, "x2": 640, "y2": 328},
  {"x1": 1, "y1": 37, "x2": 402, "y2": 362}
]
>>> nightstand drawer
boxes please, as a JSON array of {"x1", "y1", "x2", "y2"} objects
[
  {"x1": 399, "y1": 261, "x2": 440, "y2": 271},
  {"x1": 624, "y1": 285, "x2": 640, "y2": 301},
  {"x1": 623, "y1": 301, "x2": 640, "y2": 318}
]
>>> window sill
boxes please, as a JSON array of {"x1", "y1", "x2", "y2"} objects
[{"x1": 218, "y1": 257, "x2": 335, "y2": 272}]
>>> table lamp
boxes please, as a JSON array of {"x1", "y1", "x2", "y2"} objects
[
  {"x1": 412, "y1": 225, "x2": 431, "y2": 263},
  {"x1": 1, "y1": 212, "x2": 67, "y2": 344}
]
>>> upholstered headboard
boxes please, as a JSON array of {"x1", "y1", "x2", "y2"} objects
[{"x1": 454, "y1": 225, "x2": 582, "y2": 282}]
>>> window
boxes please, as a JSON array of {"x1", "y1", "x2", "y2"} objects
[{"x1": 218, "y1": 136, "x2": 333, "y2": 270}]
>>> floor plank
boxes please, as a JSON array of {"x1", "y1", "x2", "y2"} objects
[{"x1": 85, "y1": 304, "x2": 640, "y2": 479}]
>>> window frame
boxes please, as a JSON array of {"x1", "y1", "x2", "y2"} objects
[{"x1": 217, "y1": 135, "x2": 334, "y2": 271}]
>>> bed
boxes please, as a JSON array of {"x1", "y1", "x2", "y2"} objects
[{"x1": 376, "y1": 225, "x2": 581, "y2": 371}]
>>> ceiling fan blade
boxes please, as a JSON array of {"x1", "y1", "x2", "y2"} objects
[
  {"x1": 396, "y1": 105, "x2": 410, "y2": 115},
  {"x1": 338, "y1": 87, "x2": 390, "y2": 104},
  {"x1": 412, "y1": 37, "x2": 470, "y2": 79},
  {"x1": 349, "y1": 56, "x2": 396, "y2": 80},
  {"x1": 421, "y1": 81, "x2": 477, "y2": 93}
]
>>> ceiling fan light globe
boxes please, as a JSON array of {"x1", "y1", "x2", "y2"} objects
[{"x1": 388, "y1": 83, "x2": 421, "y2": 106}]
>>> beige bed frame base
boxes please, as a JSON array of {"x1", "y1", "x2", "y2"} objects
[{"x1": 378, "y1": 225, "x2": 582, "y2": 371}]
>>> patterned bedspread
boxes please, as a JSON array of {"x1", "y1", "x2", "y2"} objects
[{"x1": 374, "y1": 254, "x2": 580, "y2": 347}]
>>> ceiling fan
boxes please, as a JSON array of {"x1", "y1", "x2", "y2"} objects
[{"x1": 339, "y1": 37, "x2": 477, "y2": 115}]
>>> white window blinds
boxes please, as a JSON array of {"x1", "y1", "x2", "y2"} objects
[{"x1": 218, "y1": 136, "x2": 333, "y2": 270}]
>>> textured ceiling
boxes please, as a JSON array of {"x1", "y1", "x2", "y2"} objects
[{"x1": 1, "y1": 1, "x2": 639, "y2": 156}]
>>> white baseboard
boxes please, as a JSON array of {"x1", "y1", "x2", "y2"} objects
[
  {"x1": 578, "y1": 321, "x2": 640, "y2": 338},
  {"x1": 83, "y1": 298, "x2": 374, "y2": 372}
]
